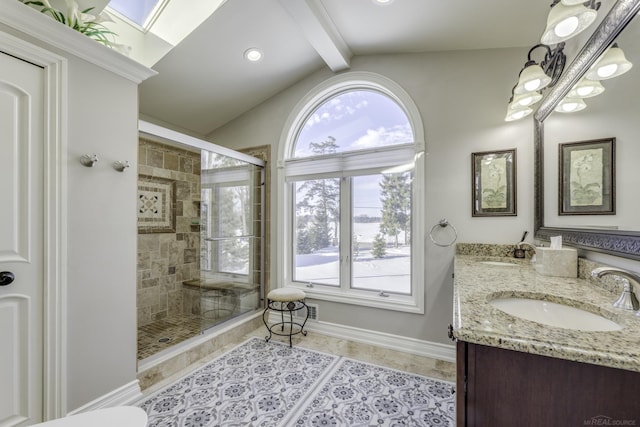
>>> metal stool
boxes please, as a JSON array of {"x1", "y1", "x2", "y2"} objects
[{"x1": 262, "y1": 288, "x2": 309, "y2": 347}]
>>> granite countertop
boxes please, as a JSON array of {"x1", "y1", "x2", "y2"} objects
[{"x1": 452, "y1": 254, "x2": 640, "y2": 373}]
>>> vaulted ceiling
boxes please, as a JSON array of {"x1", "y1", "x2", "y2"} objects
[{"x1": 138, "y1": 0, "x2": 550, "y2": 136}]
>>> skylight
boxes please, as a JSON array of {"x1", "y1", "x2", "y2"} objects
[{"x1": 107, "y1": 0, "x2": 166, "y2": 29}]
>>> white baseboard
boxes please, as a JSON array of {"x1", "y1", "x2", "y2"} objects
[
  {"x1": 267, "y1": 313, "x2": 456, "y2": 363},
  {"x1": 67, "y1": 380, "x2": 143, "y2": 416}
]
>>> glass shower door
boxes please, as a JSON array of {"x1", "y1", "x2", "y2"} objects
[{"x1": 199, "y1": 150, "x2": 263, "y2": 331}]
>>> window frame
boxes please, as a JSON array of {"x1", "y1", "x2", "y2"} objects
[
  {"x1": 201, "y1": 165, "x2": 255, "y2": 278},
  {"x1": 277, "y1": 72, "x2": 425, "y2": 314},
  {"x1": 106, "y1": 0, "x2": 170, "y2": 32},
  {"x1": 211, "y1": 183, "x2": 252, "y2": 276}
]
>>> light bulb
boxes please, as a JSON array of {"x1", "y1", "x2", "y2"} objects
[
  {"x1": 518, "y1": 96, "x2": 534, "y2": 106},
  {"x1": 514, "y1": 64, "x2": 552, "y2": 94},
  {"x1": 524, "y1": 79, "x2": 542, "y2": 92},
  {"x1": 586, "y1": 45, "x2": 633, "y2": 80},
  {"x1": 505, "y1": 105, "x2": 532, "y2": 121},
  {"x1": 568, "y1": 79, "x2": 605, "y2": 99},
  {"x1": 244, "y1": 48, "x2": 263, "y2": 62},
  {"x1": 597, "y1": 64, "x2": 618, "y2": 78},
  {"x1": 563, "y1": 102, "x2": 579, "y2": 112},
  {"x1": 555, "y1": 97, "x2": 587, "y2": 113},
  {"x1": 541, "y1": 2, "x2": 597, "y2": 45},
  {"x1": 577, "y1": 86, "x2": 594, "y2": 97},
  {"x1": 511, "y1": 110, "x2": 529, "y2": 119},
  {"x1": 511, "y1": 91, "x2": 542, "y2": 108},
  {"x1": 555, "y1": 16, "x2": 579, "y2": 38}
]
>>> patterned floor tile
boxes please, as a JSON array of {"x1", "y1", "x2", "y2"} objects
[
  {"x1": 137, "y1": 337, "x2": 339, "y2": 426},
  {"x1": 292, "y1": 358, "x2": 456, "y2": 426}
]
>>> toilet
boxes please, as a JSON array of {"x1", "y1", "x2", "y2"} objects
[{"x1": 32, "y1": 406, "x2": 147, "y2": 427}]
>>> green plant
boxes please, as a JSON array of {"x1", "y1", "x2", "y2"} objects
[
  {"x1": 372, "y1": 233, "x2": 387, "y2": 259},
  {"x1": 482, "y1": 186, "x2": 507, "y2": 208},
  {"x1": 19, "y1": 0, "x2": 117, "y2": 47}
]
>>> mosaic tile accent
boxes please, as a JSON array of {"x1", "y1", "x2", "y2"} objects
[
  {"x1": 138, "y1": 176, "x2": 176, "y2": 233},
  {"x1": 138, "y1": 337, "x2": 339, "y2": 426},
  {"x1": 293, "y1": 358, "x2": 456, "y2": 426}
]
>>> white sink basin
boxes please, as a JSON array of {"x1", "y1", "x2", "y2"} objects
[
  {"x1": 479, "y1": 261, "x2": 518, "y2": 266},
  {"x1": 489, "y1": 297, "x2": 622, "y2": 332}
]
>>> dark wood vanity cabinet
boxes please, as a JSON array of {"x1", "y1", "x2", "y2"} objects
[{"x1": 456, "y1": 341, "x2": 640, "y2": 426}]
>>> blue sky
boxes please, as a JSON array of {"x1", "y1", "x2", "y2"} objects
[
  {"x1": 108, "y1": 0, "x2": 160, "y2": 26},
  {"x1": 295, "y1": 90, "x2": 413, "y2": 158}
]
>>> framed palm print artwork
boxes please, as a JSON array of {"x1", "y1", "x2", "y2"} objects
[
  {"x1": 472, "y1": 149, "x2": 517, "y2": 217},
  {"x1": 559, "y1": 138, "x2": 615, "y2": 215}
]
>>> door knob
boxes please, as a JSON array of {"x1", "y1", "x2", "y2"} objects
[{"x1": 0, "y1": 271, "x2": 15, "y2": 286}]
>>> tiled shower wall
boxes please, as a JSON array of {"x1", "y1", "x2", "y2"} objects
[{"x1": 137, "y1": 139, "x2": 201, "y2": 327}]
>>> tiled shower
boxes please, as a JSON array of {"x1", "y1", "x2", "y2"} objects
[{"x1": 136, "y1": 138, "x2": 264, "y2": 360}]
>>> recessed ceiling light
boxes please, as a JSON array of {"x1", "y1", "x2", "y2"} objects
[
  {"x1": 373, "y1": 0, "x2": 394, "y2": 4},
  {"x1": 244, "y1": 48, "x2": 263, "y2": 62}
]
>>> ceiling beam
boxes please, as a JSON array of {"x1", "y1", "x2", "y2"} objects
[{"x1": 278, "y1": 0, "x2": 352, "y2": 72}]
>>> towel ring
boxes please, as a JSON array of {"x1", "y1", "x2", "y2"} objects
[{"x1": 429, "y1": 219, "x2": 458, "y2": 247}]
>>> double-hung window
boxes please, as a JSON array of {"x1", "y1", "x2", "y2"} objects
[{"x1": 280, "y1": 73, "x2": 425, "y2": 313}]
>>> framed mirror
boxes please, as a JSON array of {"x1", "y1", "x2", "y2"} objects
[{"x1": 534, "y1": 0, "x2": 640, "y2": 260}]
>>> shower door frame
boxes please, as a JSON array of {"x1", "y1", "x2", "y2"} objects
[
  {"x1": 138, "y1": 120, "x2": 266, "y2": 345},
  {"x1": 139, "y1": 121, "x2": 265, "y2": 168}
]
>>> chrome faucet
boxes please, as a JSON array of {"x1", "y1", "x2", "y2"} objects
[{"x1": 591, "y1": 267, "x2": 640, "y2": 311}]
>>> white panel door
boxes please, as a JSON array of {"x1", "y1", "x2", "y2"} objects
[{"x1": 0, "y1": 51, "x2": 45, "y2": 426}]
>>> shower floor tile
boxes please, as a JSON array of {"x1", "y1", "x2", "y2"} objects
[{"x1": 137, "y1": 312, "x2": 237, "y2": 360}]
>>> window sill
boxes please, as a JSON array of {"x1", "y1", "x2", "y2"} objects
[{"x1": 289, "y1": 283, "x2": 424, "y2": 314}]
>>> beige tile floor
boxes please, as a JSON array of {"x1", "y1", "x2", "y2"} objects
[{"x1": 140, "y1": 324, "x2": 457, "y2": 398}]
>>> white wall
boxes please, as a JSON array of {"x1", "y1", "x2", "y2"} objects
[
  {"x1": 65, "y1": 56, "x2": 140, "y2": 410},
  {"x1": 206, "y1": 48, "x2": 536, "y2": 344}
]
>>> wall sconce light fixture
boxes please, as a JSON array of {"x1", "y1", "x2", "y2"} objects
[
  {"x1": 504, "y1": 1, "x2": 634, "y2": 120},
  {"x1": 556, "y1": 43, "x2": 632, "y2": 114},
  {"x1": 586, "y1": 43, "x2": 633, "y2": 80},
  {"x1": 541, "y1": 0, "x2": 600, "y2": 45},
  {"x1": 505, "y1": 43, "x2": 566, "y2": 121}
]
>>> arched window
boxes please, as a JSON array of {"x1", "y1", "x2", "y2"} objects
[
  {"x1": 293, "y1": 90, "x2": 413, "y2": 158},
  {"x1": 279, "y1": 72, "x2": 425, "y2": 312}
]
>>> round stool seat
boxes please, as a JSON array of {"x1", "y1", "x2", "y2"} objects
[
  {"x1": 267, "y1": 287, "x2": 306, "y2": 302},
  {"x1": 263, "y1": 288, "x2": 309, "y2": 347}
]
